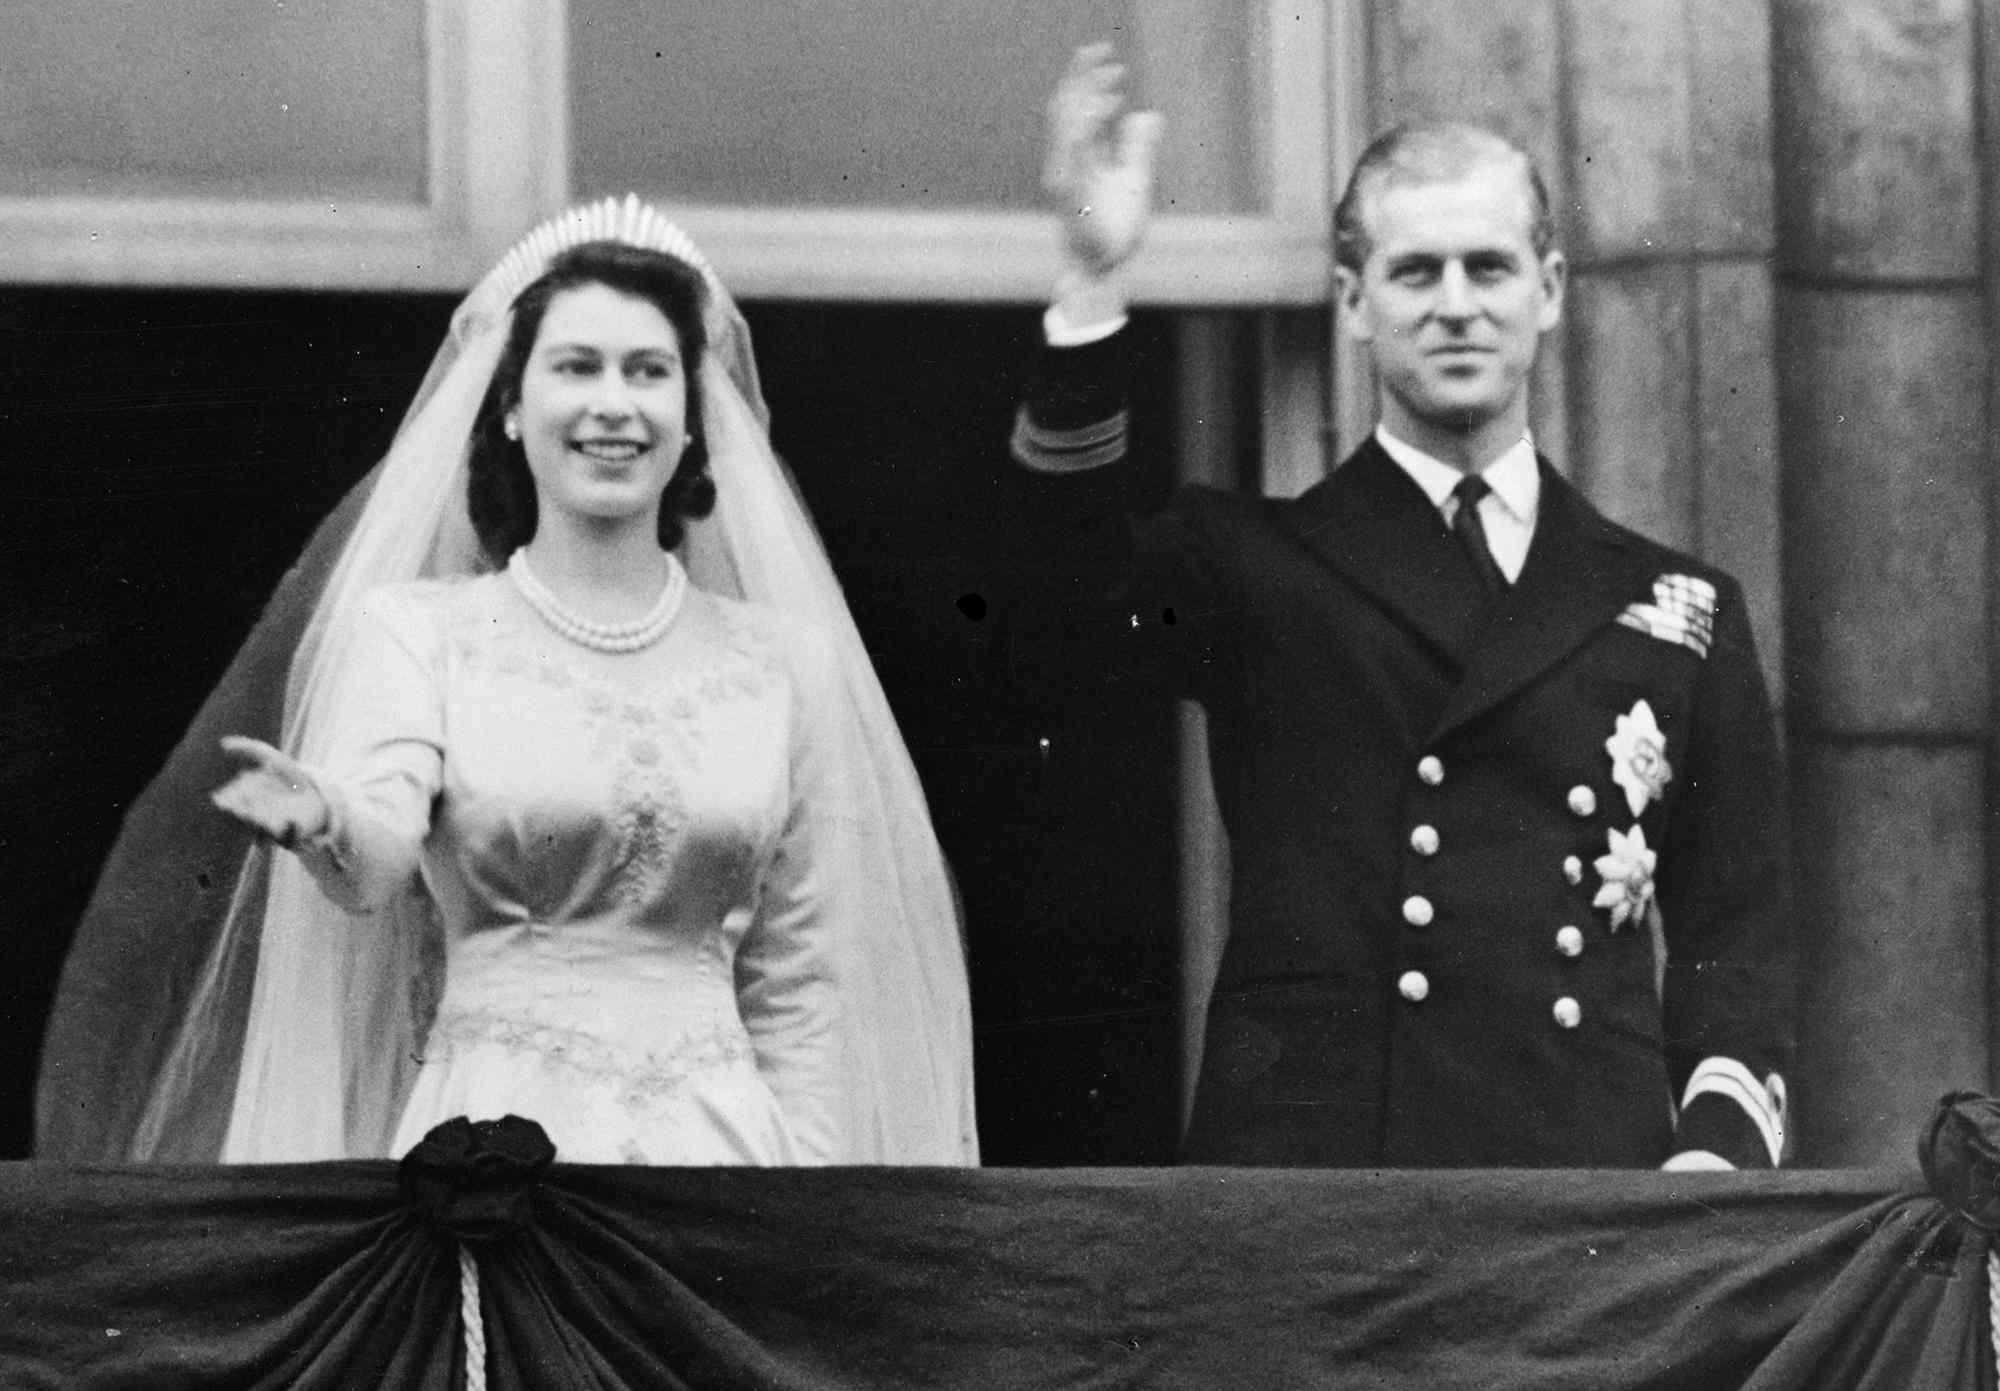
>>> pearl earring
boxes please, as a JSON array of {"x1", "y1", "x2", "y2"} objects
[{"x1": 503, "y1": 417, "x2": 521, "y2": 441}]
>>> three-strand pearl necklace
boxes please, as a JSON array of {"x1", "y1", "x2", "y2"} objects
[{"x1": 508, "y1": 548, "x2": 687, "y2": 653}]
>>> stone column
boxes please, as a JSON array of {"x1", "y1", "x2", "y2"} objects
[
  {"x1": 1560, "y1": 1, "x2": 1785, "y2": 677},
  {"x1": 1986, "y1": 0, "x2": 2000, "y2": 1120},
  {"x1": 1773, "y1": 0, "x2": 1991, "y2": 1164}
]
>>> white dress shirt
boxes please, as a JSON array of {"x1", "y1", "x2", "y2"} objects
[{"x1": 1374, "y1": 426, "x2": 1540, "y2": 584}]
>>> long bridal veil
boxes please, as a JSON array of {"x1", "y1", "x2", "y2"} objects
[{"x1": 37, "y1": 196, "x2": 978, "y2": 1166}]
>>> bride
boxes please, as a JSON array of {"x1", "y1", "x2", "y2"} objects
[{"x1": 37, "y1": 199, "x2": 979, "y2": 1167}]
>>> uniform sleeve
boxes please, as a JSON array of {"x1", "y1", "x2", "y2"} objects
[
  {"x1": 292, "y1": 589, "x2": 445, "y2": 915},
  {"x1": 1008, "y1": 324, "x2": 1229, "y2": 700},
  {"x1": 735, "y1": 622, "x2": 845, "y2": 1163},
  {"x1": 1657, "y1": 576, "x2": 1795, "y2": 1168}
]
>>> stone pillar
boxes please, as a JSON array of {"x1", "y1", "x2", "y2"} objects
[
  {"x1": 1561, "y1": 1, "x2": 1785, "y2": 677},
  {"x1": 1772, "y1": 0, "x2": 1991, "y2": 1164},
  {"x1": 1986, "y1": 0, "x2": 2000, "y2": 1115}
]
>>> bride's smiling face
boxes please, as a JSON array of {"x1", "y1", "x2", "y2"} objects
[{"x1": 508, "y1": 281, "x2": 690, "y2": 528}]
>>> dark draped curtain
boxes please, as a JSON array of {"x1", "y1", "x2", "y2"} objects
[{"x1": 6, "y1": 1100, "x2": 2000, "y2": 1390}]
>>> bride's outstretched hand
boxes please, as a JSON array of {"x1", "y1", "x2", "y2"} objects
[{"x1": 212, "y1": 735, "x2": 329, "y2": 850}]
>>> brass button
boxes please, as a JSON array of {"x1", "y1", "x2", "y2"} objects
[
  {"x1": 1402, "y1": 895, "x2": 1435, "y2": 928},
  {"x1": 1567, "y1": 785, "x2": 1598, "y2": 817},
  {"x1": 1563, "y1": 855, "x2": 1584, "y2": 885},
  {"x1": 1417, "y1": 755, "x2": 1445, "y2": 787},
  {"x1": 1553, "y1": 996, "x2": 1582, "y2": 1029},
  {"x1": 1410, "y1": 824, "x2": 1440, "y2": 857},
  {"x1": 1398, "y1": 970, "x2": 1431, "y2": 1003},
  {"x1": 1555, "y1": 926, "x2": 1585, "y2": 958}
]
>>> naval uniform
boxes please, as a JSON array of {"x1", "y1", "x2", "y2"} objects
[{"x1": 1009, "y1": 325, "x2": 1793, "y2": 1169}]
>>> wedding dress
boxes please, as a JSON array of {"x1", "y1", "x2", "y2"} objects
[{"x1": 37, "y1": 197, "x2": 978, "y2": 1167}]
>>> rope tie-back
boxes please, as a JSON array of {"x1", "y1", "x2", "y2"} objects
[
  {"x1": 1915, "y1": 1092, "x2": 2000, "y2": 1383},
  {"x1": 396, "y1": 1115, "x2": 559, "y2": 1391},
  {"x1": 459, "y1": 1245, "x2": 488, "y2": 1391},
  {"x1": 1988, "y1": 1248, "x2": 2000, "y2": 1382}
]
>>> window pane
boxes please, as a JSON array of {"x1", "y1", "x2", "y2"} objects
[
  {"x1": 0, "y1": 2, "x2": 426, "y2": 202},
  {"x1": 571, "y1": 1, "x2": 1263, "y2": 215}
]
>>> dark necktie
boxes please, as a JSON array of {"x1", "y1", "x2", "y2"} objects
[{"x1": 1451, "y1": 474, "x2": 1507, "y2": 598}]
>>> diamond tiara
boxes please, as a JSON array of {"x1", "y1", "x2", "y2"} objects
[{"x1": 457, "y1": 194, "x2": 720, "y2": 338}]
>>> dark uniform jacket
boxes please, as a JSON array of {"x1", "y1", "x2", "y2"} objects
[{"x1": 1010, "y1": 327, "x2": 1794, "y2": 1168}]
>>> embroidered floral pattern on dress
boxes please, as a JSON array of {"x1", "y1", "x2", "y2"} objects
[
  {"x1": 598, "y1": 696, "x2": 696, "y2": 910},
  {"x1": 447, "y1": 599, "x2": 787, "y2": 908},
  {"x1": 429, "y1": 1006, "x2": 755, "y2": 1111}
]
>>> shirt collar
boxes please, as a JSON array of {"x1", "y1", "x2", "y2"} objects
[{"x1": 1374, "y1": 424, "x2": 1540, "y2": 525}]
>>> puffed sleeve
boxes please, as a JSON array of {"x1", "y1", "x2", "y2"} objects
[
  {"x1": 734, "y1": 619, "x2": 846, "y2": 1162},
  {"x1": 291, "y1": 585, "x2": 446, "y2": 915}
]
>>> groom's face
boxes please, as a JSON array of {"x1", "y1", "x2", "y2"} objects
[{"x1": 1336, "y1": 160, "x2": 1566, "y2": 443}]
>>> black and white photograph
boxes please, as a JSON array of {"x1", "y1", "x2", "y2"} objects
[{"x1": 2, "y1": 2, "x2": 1997, "y2": 1386}]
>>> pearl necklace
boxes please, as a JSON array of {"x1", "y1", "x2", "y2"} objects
[{"x1": 507, "y1": 548, "x2": 687, "y2": 653}]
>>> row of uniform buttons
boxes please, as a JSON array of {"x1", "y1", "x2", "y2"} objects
[
  {"x1": 1402, "y1": 898, "x2": 1584, "y2": 946},
  {"x1": 1399, "y1": 754, "x2": 1592, "y2": 1029},
  {"x1": 1421, "y1": 756, "x2": 1602, "y2": 821},
  {"x1": 1396, "y1": 968, "x2": 1585, "y2": 1028},
  {"x1": 1556, "y1": 779, "x2": 1595, "y2": 995},
  {"x1": 1402, "y1": 759, "x2": 1445, "y2": 1013}
]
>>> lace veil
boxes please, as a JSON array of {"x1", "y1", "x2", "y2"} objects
[{"x1": 36, "y1": 197, "x2": 979, "y2": 1165}]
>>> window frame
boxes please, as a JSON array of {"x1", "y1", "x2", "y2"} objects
[{"x1": 4, "y1": 0, "x2": 1343, "y2": 307}]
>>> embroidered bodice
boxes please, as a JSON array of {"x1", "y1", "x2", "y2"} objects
[{"x1": 302, "y1": 573, "x2": 842, "y2": 1165}]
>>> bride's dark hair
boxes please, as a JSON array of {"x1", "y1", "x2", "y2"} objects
[{"x1": 467, "y1": 240, "x2": 716, "y2": 565}]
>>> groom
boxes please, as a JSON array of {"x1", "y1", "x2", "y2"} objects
[{"x1": 1008, "y1": 47, "x2": 1794, "y2": 1168}]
